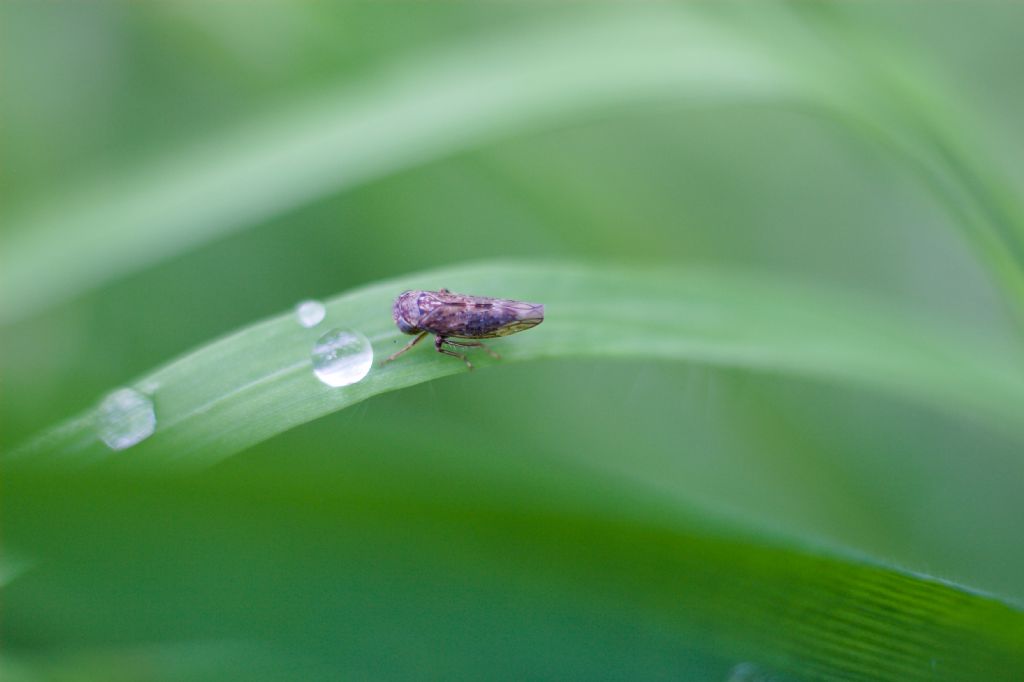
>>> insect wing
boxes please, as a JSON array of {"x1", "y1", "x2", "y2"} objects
[
  {"x1": 437, "y1": 296, "x2": 543, "y2": 338},
  {"x1": 408, "y1": 290, "x2": 470, "y2": 332},
  {"x1": 484, "y1": 299, "x2": 545, "y2": 337}
]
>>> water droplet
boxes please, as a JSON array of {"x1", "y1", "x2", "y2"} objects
[
  {"x1": 295, "y1": 299, "x2": 326, "y2": 328},
  {"x1": 96, "y1": 388, "x2": 156, "y2": 451},
  {"x1": 311, "y1": 328, "x2": 373, "y2": 387}
]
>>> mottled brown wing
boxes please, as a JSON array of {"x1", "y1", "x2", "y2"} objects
[
  {"x1": 417, "y1": 292, "x2": 544, "y2": 339},
  {"x1": 410, "y1": 290, "x2": 475, "y2": 334}
]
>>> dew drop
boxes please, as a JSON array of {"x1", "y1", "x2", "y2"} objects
[
  {"x1": 311, "y1": 328, "x2": 373, "y2": 387},
  {"x1": 295, "y1": 299, "x2": 326, "y2": 328},
  {"x1": 96, "y1": 388, "x2": 156, "y2": 451}
]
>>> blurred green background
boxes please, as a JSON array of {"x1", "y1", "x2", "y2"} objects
[{"x1": 3, "y1": 2, "x2": 1024, "y2": 680}]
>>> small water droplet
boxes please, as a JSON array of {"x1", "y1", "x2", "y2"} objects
[
  {"x1": 295, "y1": 299, "x2": 326, "y2": 328},
  {"x1": 311, "y1": 328, "x2": 373, "y2": 387},
  {"x1": 96, "y1": 388, "x2": 156, "y2": 451}
]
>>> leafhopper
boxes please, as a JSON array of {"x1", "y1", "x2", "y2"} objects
[{"x1": 385, "y1": 289, "x2": 544, "y2": 369}]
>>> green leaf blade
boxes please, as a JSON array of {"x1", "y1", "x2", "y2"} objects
[{"x1": 9, "y1": 260, "x2": 1024, "y2": 470}]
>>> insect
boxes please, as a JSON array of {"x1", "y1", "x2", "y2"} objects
[{"x1": 384, "y1": 288, "x2": 544, "y2": 370}]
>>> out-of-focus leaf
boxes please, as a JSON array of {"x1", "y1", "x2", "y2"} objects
[
  {"x1": 3, "y1": 458, "x2": 1022, "y2": 681},
  {"x1": 3, "y1": 5, "x2": 1022, "y2": 324},
  {"x1": 0, "y1": 6, "x2": 793, "y2": 323}
]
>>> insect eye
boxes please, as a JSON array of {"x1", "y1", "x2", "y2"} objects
[{"x1": 396, "y1": 316, "x2": 421, "y2": 334}]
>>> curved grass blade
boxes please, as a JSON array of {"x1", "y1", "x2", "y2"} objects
[
  {"x1": 7, "y1": 261, "x2": 1024, "y2": 470},
  {"x1": 4, "y1": 5, "x2": 1023, "y2": 325},
  {"x1": 785, "y1": 5, "x2": 1024, "y2": 322},
  {"x1": 4, "y1": 454, "x2": 1024, "y2": 680},
  {"x1": 0, "y1": 6, "x2": 795, "y2": 324}
]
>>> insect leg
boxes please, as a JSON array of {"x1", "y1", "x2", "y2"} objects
[
  {"x1": 443, "y1": 339, "x2": 501, "y2": 359},
  {"x1": 383, "y1": 331, "x2": 428, "y2": 364},
  {"x1": 435, "y1": 335, "x2": 473, "y2": 370}
]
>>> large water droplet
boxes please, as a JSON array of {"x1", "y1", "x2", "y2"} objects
[
  {"x1": 96, "y1": 388, "x2": 156, "y2": 451},
  {"x1": 311, "y1": 328, "x2": 373, "y2": 387},
  {"x1": 295, "y1": 299, "x2": 326, "y2": 328}
]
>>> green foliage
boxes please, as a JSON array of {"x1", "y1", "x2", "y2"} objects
[
  {"x1": 11, "y1": 261, "x2": 1024, "y2": 470},
  {"x1": 3, "y1": 2, "x2": 1024, "y2": 680}
]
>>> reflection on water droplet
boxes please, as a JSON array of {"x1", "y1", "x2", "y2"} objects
[
  {"x1": 96, "y1": 388, "x2": 156, "y2": 451},
  {"x1": 311, "y1": 328, "x2": 373, "y2": 387},
  {"x1": 295, "y1": 299, "x2": 326, "y2": 328}
]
